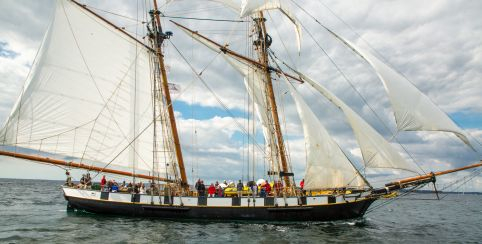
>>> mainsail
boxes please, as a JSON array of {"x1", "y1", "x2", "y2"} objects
[
  {"x1": 0, "y1": 0, "x2": 175, "y2": 176},
  {"x1": 297, "y1": 73, "x2": 420, "y2": 173},
  {"x1": 284, "y1": 81, "x2": 366, "y2": 189},
  {"x1": 177, "y1": 19, "x2": 366, "y2": 189},
  {"x1": 328, "y1": 33, "x2": 473, "y2": 149}
]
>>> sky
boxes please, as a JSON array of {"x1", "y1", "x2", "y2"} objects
[{"x1": 0, "y1": 0, "x2": 481, "y2": 191}]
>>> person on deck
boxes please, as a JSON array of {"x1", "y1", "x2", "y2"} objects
[
  {"x1": 79, "y1": 174, "x2": 86, "y2": 189},
  {"x1": 127, "y1": 182, "x2": 133, "y2": 193},
  {"x1": 265, "y1": 180, "x2": 271, "y2": 196},
  {"x1": 107, "y1": 180, "x2": 113, "y2": 192},
  {"x1": 65, "y1": 171, "x2": 73, "y2": 187},
  {"x1": 208, "y1": 183, "x2": 216, "y2": 197},
  {"x1": 100, "y1": 175, "x2": 107, "y2": 191},
  {"x1": 140, "y1": 183, "x2": 146, "y2": 194},
  {"x1": 237, "y1": 180, "x2": 244, "y2": 198},
  {"x1": 259, "y1": 184, "x2": 266, "y2": 197},
  {"x1": 199, "y1": 181, "x2": 206, "y2": 197},
  {"x1": 112, "y1": 183, "x2": 119, "y2": 192},
  {"x1": 195, "y1": 179, "x2": 201, "y2": 196},
  {"x1": 85, "y1": 173, "x2": 92, "y2": 189},
  {"x1": 217, "y1": 184, "x2": 224, "y2": 197},
  {"x1": 300, "y1": 179, "x2": 304, "y2": 190},
  {"x1": 250, "y1": 182, "x2": 257, "y2": 198}
]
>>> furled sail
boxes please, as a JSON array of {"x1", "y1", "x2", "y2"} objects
[
  {"x1": 240, "y1": 0, "x2": 302, "y2": 53},
  {"x1": 168, "y1": 0, "x2": 302, "y2": 52},
  {"x1": 0, "y1": 0, "x2": 175, "y2": 176},
  {"x1": 284, "y1": 81, "x2": 366, "y2": 189},
  {"x1": 298, "y1": 73, "x2": 420, "y2": 173},
  {"x1": 329, "y1": 33, "x2": 473, "y2": 149}
]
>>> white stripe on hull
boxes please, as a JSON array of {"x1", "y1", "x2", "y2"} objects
[{"x1": 62, "y1": 187, "x2": 369, "y2": 207}]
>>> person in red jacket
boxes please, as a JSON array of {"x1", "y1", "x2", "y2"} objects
[
  {"x1": 208, "y1": 183, "x2": 216, "y2": 197},
  {"x1": 300, "y1": 179, "x2": 304, "y2": 190},
  {"x1": 100, "y1": 175, "x2": 107, "y2": 191},
  {"x1": 265, "y1": 180, "x2": 271, "y2": 196}
]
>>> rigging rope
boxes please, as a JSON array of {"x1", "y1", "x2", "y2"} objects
[
  {"x1": 160, "y1": 15, "x2": 248, "y2": 23},
  {"x1": 168, "y1": 39, "x2": 267, "y2": 155},
  {"x1": 288, "y1": 0, "x2": 426, "y2": 175},
  {"x1": 83, "y1": 5, "x2": 248, "y2": 23},
  {"x1": 268, "y1": 51, "x2": 370, "y2": 190},
  {"x1": 365, "y1": 183, "x2": 426, "y2": 214},
  {"x1": 296, "y1": 0, "x2": 482, "y2": 154}
]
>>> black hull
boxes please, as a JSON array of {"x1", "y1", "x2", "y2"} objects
[{"x1": 65, "y1": 196, "x2": 376, "y2": 221}]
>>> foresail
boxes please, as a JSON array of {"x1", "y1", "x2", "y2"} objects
[
  {"x1": 298, "y1": 73, "x2": 420, "y2": 173},
  {"x1": 332, "y1": 35, "x2": 473, "y2": 149},
  {"x1": 284, "y1": 81, "x2": 366, "y2": 189},
  {"x1": 0, "y1": 0, "x2": 175, "y2": 176}
]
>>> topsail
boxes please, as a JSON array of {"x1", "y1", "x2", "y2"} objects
[{"x1": 328, "y1": 33, "x2": 473, "y2": 149}]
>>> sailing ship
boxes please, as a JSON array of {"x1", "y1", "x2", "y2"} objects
[{"x1": 0, "y1": 0, "x2": 480, "y2": 221}]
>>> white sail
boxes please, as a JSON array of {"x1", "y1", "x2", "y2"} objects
[
  {"x1": 284, "y1": 81, "x2": 365, "y2": 189},
  {"x1": 0, "y1": 0, "x2": 176, "y2": 176},
  {"x1": 168, "y1": 0, "x2": 302, "y2": 52},
  {"x1": 298, "y1": 73, "x2": 420, "y2": 173},
  {"x1": 176, "y1": 20, "x2": 281, "y2": 168},
  {"x1": 332, "y1": 35, "x2": 472, "y2": 149},
  {"x1": 220, "y1": 52, "x2": 280, "y2": 170},
  {"x1": 240, "y1": 0, "x2": 302, "y2": 53}
]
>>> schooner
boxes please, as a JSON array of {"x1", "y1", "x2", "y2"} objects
[{"x1": 0, "y1": 0, "x2": 480, "y2": 221}]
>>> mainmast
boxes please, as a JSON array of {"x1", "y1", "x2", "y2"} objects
[
  {"x1": 253, "y1": 12, "x2": 292, "y2": 189},
  {"x1": 150, "y1": 0, "x2": 188, "y2": 191}
]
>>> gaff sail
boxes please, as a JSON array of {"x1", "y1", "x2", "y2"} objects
[{"x1": 0, "y1": 0, "x2": 175, "y2": 177}]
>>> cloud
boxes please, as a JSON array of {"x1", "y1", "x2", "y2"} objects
[
  {"x1": 0, "y1": 41, "x2": 18, "y2": 59},
  {"x1": 0, "y1": 0, "x2": 481, "y2": 191}
]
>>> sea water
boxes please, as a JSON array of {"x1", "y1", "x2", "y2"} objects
[{"x1": 0, "y1": 178, "x2": 481, "y2": 243}]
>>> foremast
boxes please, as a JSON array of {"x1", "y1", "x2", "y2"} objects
[
  {"x1": 252, "y1": 12, "x2": 293, "y2": 190},
  {"x1": 149, "y1": 0, "x2": 188, "y2": 192}
]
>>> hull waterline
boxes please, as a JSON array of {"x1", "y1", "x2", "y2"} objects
[{"x1": 64, "y1": 189, "x2": 376, "y2": 221}]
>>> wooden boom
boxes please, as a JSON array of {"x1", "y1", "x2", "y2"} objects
[
  {"x1": 386, "y1": 161, "x2": 482, "y2": 187},
  {"x1": 0, "y1": 150, "x2": 174, "y2": 182}
]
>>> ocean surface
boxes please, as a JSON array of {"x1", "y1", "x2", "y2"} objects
[{"x1": 0, "y1": 178, "x2": 481, "y2": 243}]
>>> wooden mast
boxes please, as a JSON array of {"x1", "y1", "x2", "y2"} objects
[
  {"x1": 151, "y1": 0, "x2": 188, "y2": 190},
  {"x1": 254, "y1": 12, "x2": 292, "y2": 188}
]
